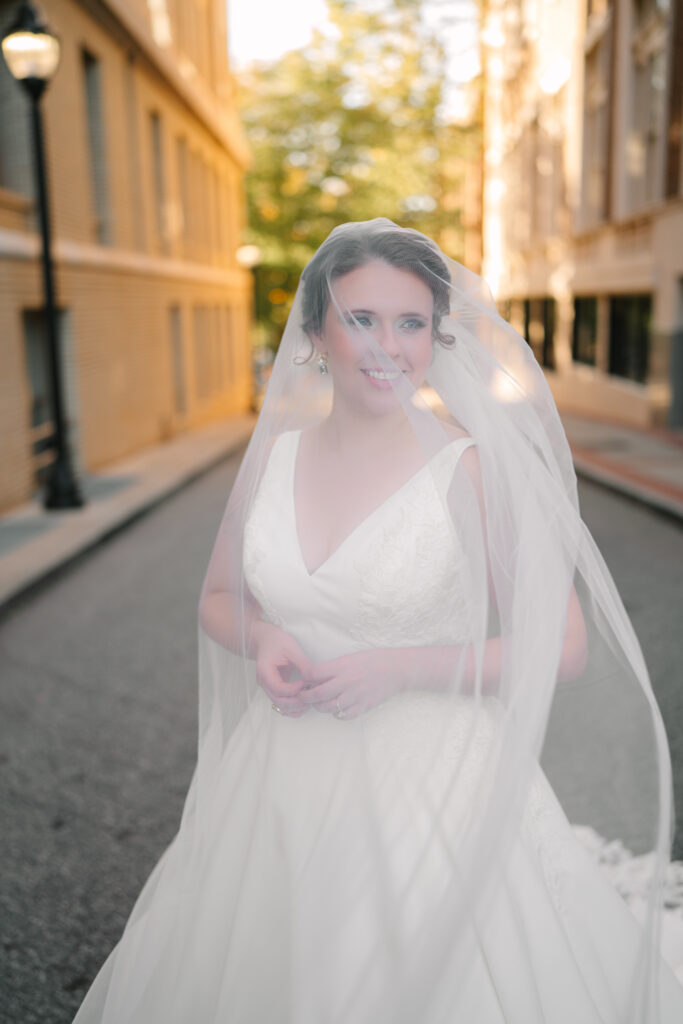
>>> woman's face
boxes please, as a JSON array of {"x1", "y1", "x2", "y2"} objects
[{"x1": 319, "y1": 260, "x2": 434, "y2": 415}]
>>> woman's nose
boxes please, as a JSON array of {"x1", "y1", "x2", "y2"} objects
[{"x1": 377, "y1": 322, "x2": 401, "y2": 357}]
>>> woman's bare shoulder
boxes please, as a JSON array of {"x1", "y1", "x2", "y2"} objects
[{"x1": 440, "y1": 420, "x2": 473, "y2": 444}]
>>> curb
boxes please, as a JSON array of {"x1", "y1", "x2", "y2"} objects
[
  {"x1": 0, "y1": 416, "x2": 256, "y2": 618},
  {"x1": 571, "y1": 450, "x2": 683, "y2": 523}
]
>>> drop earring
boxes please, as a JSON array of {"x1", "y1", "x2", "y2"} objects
[{"x1": 318, "y1": 352, "x2": 329, "y2": 376}]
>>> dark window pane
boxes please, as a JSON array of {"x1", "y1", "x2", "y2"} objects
[
  {"x1": 150, "y1": 111, "x2": 166, "y2": 246},
  {"x1": 542, "y1": 298, "x2": 556, "y2": 369},
  {"x1": 523, "y1": 298, "x2": 555, "y2": 368},
  {"x1": 82, "y1": 49, "x2": 111, "y2": 244},
  {"x1": 169, "y1": 306, "x2": 186, "y2": 414},
  {"x1": 609, "y1": 295, "x2": 651, "y2": 383},
  {"x1": 23, "y1": 310, "x2": 52, "y2": 429},
  {"x1": 22, "y1": 309, "x2": 62, "y2": 487},
  {"x1": 572, "y1": 297, "x2": 598, "y2": 365}
]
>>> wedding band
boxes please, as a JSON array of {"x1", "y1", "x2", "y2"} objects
[{"x1": 334, "y1": 698, "x2": 345, "y2": 719}]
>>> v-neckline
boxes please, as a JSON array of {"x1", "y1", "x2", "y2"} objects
[{"x1": 290, "y1": 429, "x2": 471, "y2": 579}]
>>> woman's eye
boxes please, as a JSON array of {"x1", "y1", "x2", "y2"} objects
[
  {"x1": 345, "y1": 315, "x2": 373, "y2": 328},
  {"x1": 401, "y1": 318, "x2": 427, "y2": 331}
]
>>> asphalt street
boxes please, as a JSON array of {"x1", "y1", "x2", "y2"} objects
[{"x1": 1, "y1": 451, "x2": 682, "y2": 1023}]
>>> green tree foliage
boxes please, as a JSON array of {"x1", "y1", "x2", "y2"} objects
[{"x1": 238, "y1": 0, "x2": 479, "y2": 346}]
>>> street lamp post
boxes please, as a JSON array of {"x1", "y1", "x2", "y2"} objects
[{"x1": 1, "y1": 0, "x2": 84, "y2": 508}]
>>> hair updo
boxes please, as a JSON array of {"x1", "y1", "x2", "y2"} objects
[{"x1": 300, "y1": 222, "x2": 455, "y2": 348}]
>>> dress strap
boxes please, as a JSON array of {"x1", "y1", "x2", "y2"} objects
[
  {"x1": 430, "y1": 436, "x2": 477, "y2": 493},
  {"x1": 438, "y1": 435, "x2": 477, "y2": 468}
]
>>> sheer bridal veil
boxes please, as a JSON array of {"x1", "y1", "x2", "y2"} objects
[{"x1": 74, "y1": 219, "x2": 679, "y2": 1023}]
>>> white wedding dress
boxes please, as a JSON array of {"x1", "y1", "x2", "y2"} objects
[{"x1": 73, "y1": 430, "x2": 683, "y2": 1024}]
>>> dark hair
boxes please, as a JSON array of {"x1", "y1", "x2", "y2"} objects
[{"x1": 300, "y1": 222, "x2": 455, "y2": 348}]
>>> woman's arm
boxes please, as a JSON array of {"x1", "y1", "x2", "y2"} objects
[
  {"x1": 198, "y1": 435, "x2": 281, "y2": 659},
  {"x1": 301, "y1": 586, "x2": 588, "y2": 718},
  {"x1": 199, "y1": 588, "x2": 264, "y2": 659},
  {"x1": 431, "y1": 441, "x2": 588, "y2": 691},
  {"x1": 399, "y1": 582, "x2": 588, "y2": 695}
]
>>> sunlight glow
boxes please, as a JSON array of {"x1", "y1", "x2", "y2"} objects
[{"x1": 227, "y1": 0, "x2": 330, "y2": 66}]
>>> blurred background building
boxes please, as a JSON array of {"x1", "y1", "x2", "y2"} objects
[
  {"x1": 481, "y1": 0, "x2": 683, "y2": 427},
  {"x1": 231, "y1": 0, "x2": 682, "y2": 429},
  {"x1": 1, "y1": 0, "x2": 680, "y2": 520},
  {"x1": 0, "y1": 0, "x2": 251, "y2": 514}
]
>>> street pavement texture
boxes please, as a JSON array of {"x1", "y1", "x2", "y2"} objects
[{"x1": 1, "y1": 454, "x2": 682, "y2": 1023}]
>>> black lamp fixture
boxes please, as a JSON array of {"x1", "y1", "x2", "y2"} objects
[{"x1": 2, "y1": 1, "x2": 84, "y2": 508}]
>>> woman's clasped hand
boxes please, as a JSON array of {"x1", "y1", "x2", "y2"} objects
[{"x1": 255, "y1": 621, "x2": 418, "y2": 718}]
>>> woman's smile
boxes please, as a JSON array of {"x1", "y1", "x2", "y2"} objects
[{"x1": 360, "y1": 367, "x2": 407, "y2": 388}]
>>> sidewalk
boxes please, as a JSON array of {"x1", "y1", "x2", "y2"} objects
[
  {"x1": 0, "y1": 414, "x2": 256, "y2": 614},
  {"x1": 561, "y1": 411, "x2": 683, "y2": 521},
  {"x1": 0, "y1": 409, "x2": 681, "y2": 616}
]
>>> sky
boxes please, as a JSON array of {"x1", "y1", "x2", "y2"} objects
[
  {"x1": 226, "y1": 0, "x2": 331, "y2": 67},
  {"x1": 226, "y1": 0, "x2": 480, "y2": 84}
]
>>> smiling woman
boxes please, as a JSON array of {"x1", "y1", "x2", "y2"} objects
[{"x1": 72, "y1": 219, "x2": 683, "y2": 1023}]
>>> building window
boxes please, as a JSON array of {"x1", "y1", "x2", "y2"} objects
[
  {"x1": 572, "y1": 297, "x2": 598, "y2": 366},
  {"x1": 213, "y1": 307, "x2": 223, "y2": 387},
  {"x1": 670, "y1": 277, "x2": 683, "y2": 425},
  {"x1": 225, "y1": 173, "x2": 237, "y2": 257},
  {"x1": 535, "y1": 100, "x2": 565, "y2": 240},
  {"x1": 193, "y1": 305, "x2": 207, "y2": 399},
  {"x1": 22, "y1": 308, "x2": 76, "y2": 486},
  {"x1": 224, "y1": 306, "x2": 235, "y2": 385},
  {"x1": 506, "y1": 299, "x2": 526, "y2": 339},
  {"x1": 149, "y1": 111, "x2": 166, "y2": 247},
  {"x1": 199, "y1": 156, "x2": 210, "y2": 255},
  {"x1": 627, "y1": 1, "x2": 669, "y2": 210},
  {"x1": 664, "y1": 0, "x2": 682, "y2": 196},
  {"x1": 124, "y1": 57, "x2": 145, "y2": 251},
  {"x1": 193, "y1": 305, "x2": 218, "y2": 399},
  {"x1": 609, "y1": 294, "x2": 651, "y2": 383},
  {"x1": 523, "y1": 299, "x2": 531, "y2": 346},
  {"x1": 81, "y1": 49, "x2": 111, "y2": 244},
  {"x1": 542, "y1": 298, "x2": 556, "y2": 370},
  {"x1": 169, "y1": 306, "x2": 186, "y2": 414},
  {"x1": 212, "y1": 168, "x2": 222, "y2": 256},
  {"x1": 188, "y1": 150, "x2": 207, "y2": 253},
  {"x1": 0, "y1": 42, "x2": 31, "y2": 194},
  {"x1": 523, "y1": 297, "x2": 556, "y2": 369},
  {"x1": 581, "y1": 9, "x2": 612, "y2": 226},
  {"x1": 24, "y1": 309, "x2": 53, "y2": 437},
  {"x1": 176, "y1": 137, "x2": 188, "y2": 244}
]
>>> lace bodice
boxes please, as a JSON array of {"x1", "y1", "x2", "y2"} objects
[{"x1": 243, "y1": 430, "x2": 476, "y2": 662}]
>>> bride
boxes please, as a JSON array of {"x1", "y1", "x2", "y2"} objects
[{"x1": 73, "y1": 219, "x2": 683, "y2": 1022}]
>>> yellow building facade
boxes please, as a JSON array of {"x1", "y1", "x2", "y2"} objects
[
  {"x1": 481, "y1": 0, "x2": 683, "y2": 427},
  {"x1": 0, "y1": 0, "x2": 251, "y2": 513}
]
